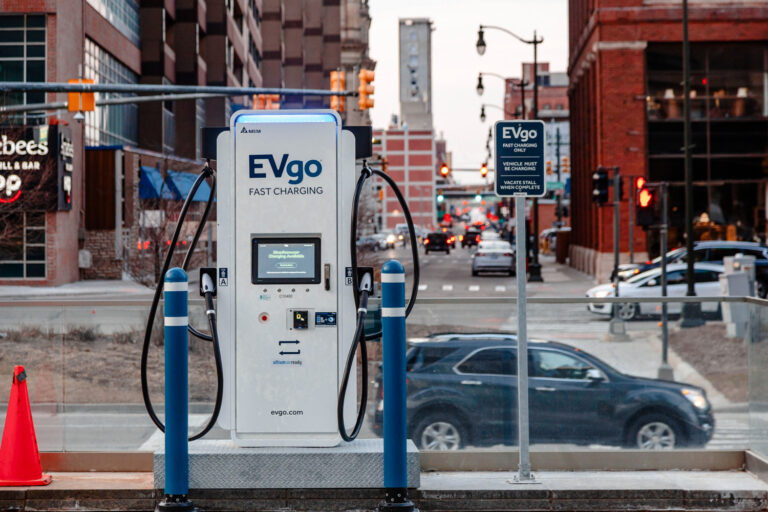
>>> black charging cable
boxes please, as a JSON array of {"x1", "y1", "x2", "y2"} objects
[
  {"x1": 140, "y1": 165, "x2": 224, "y2": 441},
  {"x1": 338, "y1": 161, "x2": 420, "y2": 441}
]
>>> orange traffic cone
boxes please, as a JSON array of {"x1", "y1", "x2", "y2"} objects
[{"x1": 0, "y1": 366, "x2": 52, "y2": 486}]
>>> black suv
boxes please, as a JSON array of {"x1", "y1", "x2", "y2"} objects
[
  {"x1": 424, "y1": 232, "x2": 450, "y2": 254},
  {"x1": 462, "y1": 228, "x2": 482, "y2": 248},
  {"x1": 372, "y1": 334, "x2": 714, "y2": 450},
  {"x1": 616, "y1": 241, "x2": 768, "y2": 297}
]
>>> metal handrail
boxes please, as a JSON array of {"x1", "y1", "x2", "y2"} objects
[{"x1": 0, "y1": 295, "x2": 765, "y2": 308}]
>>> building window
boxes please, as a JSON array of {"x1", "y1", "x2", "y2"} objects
[
  {"x1": 0, "y1": 211, "x2": 46, "y2": 279},
  {"x1": 84, "y1": 38, "x2": 138, "y2": 146},
  {"x1": 0, "y1": 14, "x2": 46, "y2": 126},
  {"x1": 249, "y1": 38, "x2": 262, "y2": 70},
  {"x1": 86, "y1": 0, "x2": 140, "y2": 46}
]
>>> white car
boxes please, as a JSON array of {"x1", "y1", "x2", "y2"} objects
[
  {"x1": 480, "y1": 230, "x2": 501, "y2": 241},
  {"x1": 372, "y1": 232, "x2": 396, "y2": 250},
  {"x1": 586, "y1": 263, "x2": 724, "y2": 320},
  {"x1": 472, "y1": 241, "x2": 515, "y2": 276}
]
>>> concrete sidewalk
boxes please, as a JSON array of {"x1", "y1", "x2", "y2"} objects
[{"x1": 1, "y1": 469, "x2": 765, "y2": 511}]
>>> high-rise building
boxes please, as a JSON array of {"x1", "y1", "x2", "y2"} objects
[
  {"x1": 398, "y1": 18, "x2": 432, "y2": 130},
  {"x1": 568, "y1": 0, "x2": 768, "y2": 279}
]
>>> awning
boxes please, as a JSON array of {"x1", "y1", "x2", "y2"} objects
[
  {"x1": 139, "y1": 166, "x2": 212, "y2": 202},
  {"x1": 139, "y1": 166, "x2": 167, "y2": 200},
  {"x1": 165, "y1": 170, "x2": 214, "y2": 202}
]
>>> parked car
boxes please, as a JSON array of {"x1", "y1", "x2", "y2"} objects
[
  {"x1": 356, "y1": 236, "x2": 380, "y2": 252},
  {"x1": 461, "y1": 228, "x2": 482, "y2": 249},
  {"x1": 615, "y1": 241, "x2": 768, "y2": 298},
  {"x1": 472, "y1": 241, "x2": 515, "y2": 276},
  {"x1": 480, "y1": 229, "x2": 501, "y2": 241},
  {"x1": 587, "y1": 262, "x2": 725, "y2": 320},
  {"x1": 372, "y1": 334, "x2": 714, "y2": 450},
  {"x1": 424, "y1": 232, "x2": 451, "y2": 254},
  {"x1": 372, "y1": 232, "x2": 396, "y2": 250}
]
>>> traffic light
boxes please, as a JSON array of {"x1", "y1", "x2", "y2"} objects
[
  {"x1": 592, "y1": 167, "x2": 609, "y2": 205},
  {"x1": 330, "y1": 70, "x2": 345, "y2": 112},
  {"x1": 635, "y1": 177, "x2": 657, "y2": 227},
  {"x1": 358, "y1": 69, "x2": 375, "y2": 110},
  {"x1": 440, "y1": 163, "x2": 450, "y2": 178},
  {"x1": 546, "y1": 160, "x2": 553, "y2": 175},
  {"x1": 561, "y1": 156, "x2": 569, "y2": 174},
  {"x1": 480, "y1": 163, "x2": 488, "y2": 178},
  {"x1": 617, "y1": 176, "x2": 625, "y2": 201}
]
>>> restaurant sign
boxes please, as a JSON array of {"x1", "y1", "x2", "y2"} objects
[{"x1": 0, "y1": 124, "x2": 73, "y2": 211}]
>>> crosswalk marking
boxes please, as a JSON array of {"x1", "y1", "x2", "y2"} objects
[
  {"x1": 495, "y1": 285, "x2": 506, "y2": 292},
  {"x1": 469, "y1": 285, "x2": 480, "y2": 292},
  {"x1": 442, "y1": 284, "x2": 453, "y2": 291},
  {"x1": 418, "y1": 284, "x2": 428, "y2": 291}
]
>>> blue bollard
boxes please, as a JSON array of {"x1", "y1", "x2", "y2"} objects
[
  {"x1": 158, "y1": 268, "x2": 196, "y2": 512},
  {"x1": 379, "y1": 260, "x2": 417, "y2": 512}
]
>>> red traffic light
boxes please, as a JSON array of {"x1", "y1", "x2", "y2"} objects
[
  {"x1": 440, "y1": 163, "x2": 450, "y2": 177},
  {"x1": 635, "y1": 176, "x2": 646, "y2": 190},
  {"x1": 480, "y1": 163, "x2": 488, "y2": 177},
  {"x1": 638, "y1": 188, "x2": 653, "y2": 208}
]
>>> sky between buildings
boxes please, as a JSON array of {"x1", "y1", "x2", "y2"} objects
[{"x1": 368, "y1": 0, "x2": 569, "y2": 170}]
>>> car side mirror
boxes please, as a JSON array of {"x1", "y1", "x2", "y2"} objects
[
  {"x1": 646, "y1": 279, "x2": 657, "y2": 287},
  {"x1": 586, "y1": 368, "x2": 605, "y2": 381}
]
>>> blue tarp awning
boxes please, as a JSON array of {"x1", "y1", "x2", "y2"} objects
[
  {"x1": 139, "y1": 166, "x2": 213, "y2": 202},
  {"x1": 166, "y1": 170, "x2": 214, "y2": 202}
]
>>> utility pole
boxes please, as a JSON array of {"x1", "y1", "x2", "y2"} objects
[
  {"x1": 681, "y1": 0, "x2": 704, "y2": 327},
  {"x1": 658, "y1": 182, "x2": 674, "y2": 380},
  {"x1": 628, "y1": 176, "x2": 635, "y2": 264},
  {"x1": 609, "y1": 167, "x2": 628, "y2": 339},
  {"x1": 555, "y1": 127, "x2": 562, "y2": 227}
]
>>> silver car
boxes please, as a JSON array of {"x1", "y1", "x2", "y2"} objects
[{"x1": 471, "y1": 241, "x2": 515, "y2": 276}]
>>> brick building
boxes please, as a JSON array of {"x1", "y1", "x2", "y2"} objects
[
  {"x1": 372, "y1": 129, "x2": 436, "y2": 232},
  {"x1": 568, "y1": 0, "x2": 768, "y2": 279},
  {"x1": 504, "y1": 62, "x2": 569, "y2": 121}
]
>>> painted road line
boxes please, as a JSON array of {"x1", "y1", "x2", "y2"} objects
[
  {"x1": 442, "y1": 284, "x2": 453, "y2": 291},
  {"x1": 418, "y1": 284, "x2": 428, "y2": 291},
  {"x1": 495, "y1": 285, "x2": 507, "y2": 292},
  {"x1": 468, "y1": 285, "x2": 480, "y2": 292}
]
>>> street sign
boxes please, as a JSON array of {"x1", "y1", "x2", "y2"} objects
[
  {"x1": 547, "y1": 181, "x2": 565, "y2": 190},
  {"x1": 494, "y1": 120, "x2": 546, "y2": 197}
]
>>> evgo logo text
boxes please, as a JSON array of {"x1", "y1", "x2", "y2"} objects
[{"x1": 249, "y1": 154, "x2": 322, "y2": 185}]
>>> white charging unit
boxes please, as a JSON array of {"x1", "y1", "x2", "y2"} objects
[{"x1": 216, "y1": 110, "x2": 357, "y2": 447}]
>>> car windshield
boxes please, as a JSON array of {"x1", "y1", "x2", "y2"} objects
[
  {"x1": 649, "y1": 248, "x2": 685, "y2": 264},
  {"x1": 626, "y1": 267, "x2": 661, "y2": 284}
]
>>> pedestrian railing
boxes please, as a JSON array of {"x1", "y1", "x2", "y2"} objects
[{"x1": 0, "y1": 295, "x2": 765, "y2": 466}]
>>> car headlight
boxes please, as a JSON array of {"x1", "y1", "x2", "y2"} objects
[
  {"x1": 682, "y1": 388, "x2": 708, "y2": 410},
  {"x1": 593, "y1": 290, "x2": 611, "y2": 298},
  {"x1": 386, "y1": 234, "x2": 395, "y2": 243}
]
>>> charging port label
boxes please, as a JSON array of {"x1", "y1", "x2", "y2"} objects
[{"x1": 315, "y1": 312, "x2": 337, "y2": 327}]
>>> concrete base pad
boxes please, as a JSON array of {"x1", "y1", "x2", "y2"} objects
[{"x1": 154, "y1": 438, "x2": 420, "y2": 489}]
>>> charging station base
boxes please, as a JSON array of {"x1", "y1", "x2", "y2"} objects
[{"x1": 154, "y1": 439, "x2": 420, "y2": 489}]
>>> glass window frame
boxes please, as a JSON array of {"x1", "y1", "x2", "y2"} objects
[
  {"x1": 0, "y1": 211, "x2": 47, "y2": 280},
  {"x1": 0, "y1": 14, "x2": 46, "y2": 125}
]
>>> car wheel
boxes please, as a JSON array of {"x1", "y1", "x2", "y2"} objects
[
  {"x1": 446, "y1": 248, "x2": 451, "y2": 254},
  {"x1": 627, "y1": 414, "x2": 684, "y2": 450},
  {"x1": 472, "y1": 269, "x2": 478, "y2": 276},
  {"x1": 757, "y1": 280, "x2": 767, "y2": 299},
  {"x1": 425, "y1": 248, "x2": 429, "y2": 255},
  {"x1": 414, "y1": 413, "x2": 466, "y2": 451},
  {"x1": 617, "y1": 303, "x2": 639, "y2": 320}
]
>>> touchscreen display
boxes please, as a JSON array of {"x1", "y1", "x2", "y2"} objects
[{"x1": 252, "y1": 238, "x2": 320, "y2": 284}]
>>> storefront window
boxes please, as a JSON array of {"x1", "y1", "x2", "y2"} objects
[
  {"x1": 0, "y1": 14, "x2": 46, "y2": 125},
  {"x1": 84, "y1": 38, "x2": 138, "y2": 146},
  {"x1": 0, "y1": 211, "x2": 46, "y2": 279}
]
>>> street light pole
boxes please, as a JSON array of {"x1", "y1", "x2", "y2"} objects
[
  {"x1": 680, "y1": 0, "x2": 704, "y2": 327},
  {"x1": 528, "y1": 31, "x2": 544, "y2": 282}
]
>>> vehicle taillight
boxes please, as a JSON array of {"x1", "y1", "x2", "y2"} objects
[
  {"x1": 424, "y1": 239, "x2": 430, "y2": 244},
  {"x1": 475, "y1": 235, "x2": 481, "y2": 242},
  {"x1": 503, "y1": 252, "x2": 513, "y2": 257},
  {"x1": 459, "y1": 235, "x2": 464, "y2": 242},
  {"x1": 477, "y1": 252, "x2": 486, "y2": 257}
]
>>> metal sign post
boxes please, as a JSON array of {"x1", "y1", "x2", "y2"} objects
[{"x1": 494, "y1": 120, "x2": 545, "y2": 483}]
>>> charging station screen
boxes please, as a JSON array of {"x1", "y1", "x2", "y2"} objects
[{"x1": 252, "y1": 238, "x2": 321, "y2": 284}]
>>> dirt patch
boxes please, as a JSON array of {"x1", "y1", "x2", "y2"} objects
[
  {"x1": 0, "y1": 327, "x2": 216, "y2": 405},
  {"x1": 668, "y1": 324, "x2": 748, "y2": 402}
]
